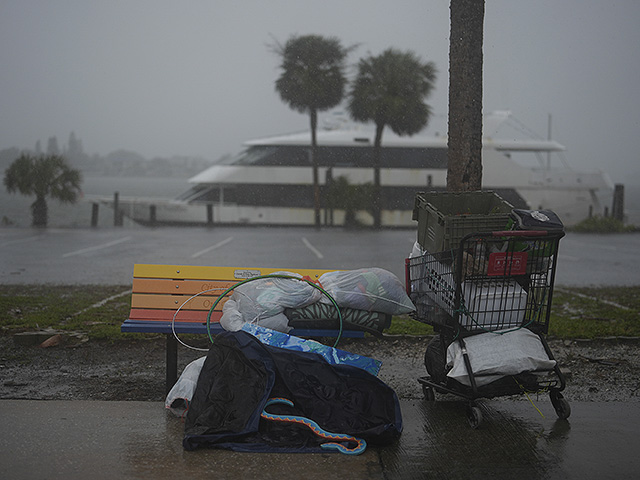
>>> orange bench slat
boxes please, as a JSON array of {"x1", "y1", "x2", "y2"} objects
[
  {"x1": 128, "y1": 308, "x2": 221, "y2": 323},
  {"x1": 130, "y1": 293, "x2": 229, "y2": 311},
  {"x1": 132, "y1": 277, "x2": 237, "y2": 295}
]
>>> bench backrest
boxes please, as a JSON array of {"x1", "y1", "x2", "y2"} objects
[{"x1": 128, "y1": 264, "x2": 336, "y2": 326}]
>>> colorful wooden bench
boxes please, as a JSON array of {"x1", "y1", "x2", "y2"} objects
[{"x1": 121, "y1": 264, "x2": 367, "y2": 393}]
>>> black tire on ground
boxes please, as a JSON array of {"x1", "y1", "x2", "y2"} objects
[{"x1": 424, "y1": 335, "x2": 447, "y2": 384}]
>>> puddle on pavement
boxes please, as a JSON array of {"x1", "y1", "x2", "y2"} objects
[{"x1": 381, "y1": 399, "x2": 573, "y2": 479}]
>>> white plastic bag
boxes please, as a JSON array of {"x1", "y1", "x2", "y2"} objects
[
  {"x1": 319, "y1": 267, "x2": 415, "y2": 315},
  {"x1": 408, "y1": 241, "x2": 428, "y2": 294},
  {"x1": 165, "y1": 356, "x2": 206, "y2": 416},
  {"x1": 446, "y1": 328, "x2": 556, "y2": 387},
  {"x1": 220, "y1": 271, "x2": 321, "y2": 333},
  {"x1": 220, "y1": 298, "x2": 245, "y2": 331}
]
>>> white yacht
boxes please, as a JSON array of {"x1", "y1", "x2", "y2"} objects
[{"x1": 114, "y1": 111, "x2": 614, "y2": 227}]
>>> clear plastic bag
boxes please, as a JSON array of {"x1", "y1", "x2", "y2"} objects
[
  {"x1": 319, "y1": 267, "x2": 415, "y2": 315},
  {"x1": 220, "y1": 272, "x2": 322, "y2": 333}
]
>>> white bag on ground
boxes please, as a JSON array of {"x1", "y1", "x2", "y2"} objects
[
  {"x1": 319, "y1": 267, "x2": 415, "y2": 315},
  {"x1": 165, "y1": 356, "x2": 206, "y2": 416},
  {"x1": 446, "y1": 328, "x2": 556, "y2": 387}
]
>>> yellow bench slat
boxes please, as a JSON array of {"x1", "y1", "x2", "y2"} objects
[{"x1": 133, "y1": 264, "x2": 334, "y2": 281}]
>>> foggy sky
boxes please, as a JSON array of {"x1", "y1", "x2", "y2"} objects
[{"x1": 1, "y1": 0, "x2": 639, "y2": 185}]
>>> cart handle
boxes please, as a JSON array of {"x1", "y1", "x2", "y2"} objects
[{"x1": 490, "y1": 230, "x2": 549, "y2": 237}]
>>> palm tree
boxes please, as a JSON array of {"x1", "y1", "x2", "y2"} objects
[
  {"x1": 325, "y1": 175, "x2": 374, "y2": 228},
  {"x1": 347, "y1": 48, "x2": 436, "y2": 228},
  {"x1": 273, "y1": 34, "x2": 352, "y2": 228},
  {"x1": 4, "y1": 153, "x2": 82, "y2": 227},
  {"x1": 447, "y1": 0, "x2": 485, "y2": 192}
]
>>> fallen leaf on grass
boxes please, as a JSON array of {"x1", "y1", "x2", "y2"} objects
[{"x1": 39, "y1": 334, "x2": 63, "y2": 348}]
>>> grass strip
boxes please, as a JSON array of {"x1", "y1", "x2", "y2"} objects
[{"x1": 1, "y1": 285, "x2": 639, "y2": 341}]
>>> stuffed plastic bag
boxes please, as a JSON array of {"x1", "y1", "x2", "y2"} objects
[
  {"x1": 220, "y1": 272, "x2": 322, "y2": 333},
  {"x1": 319, "y1": 267, "x2": 415, "y2": 315},
  {"x1": 446, "y1": 328, "x2": 556, "y2": 387},
  {"x1": 165, "y1": 356, "x2": 206, "y2": 416},
  {"x1": 221, "y1": 295, "x2": 293, "y2": 333}
]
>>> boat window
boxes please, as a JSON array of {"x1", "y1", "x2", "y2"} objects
[
  {"x1": 216, "y1": 147, "x2": 280, "y2": 166},
  {"x1": 218, "y1": 145, "x2": 448, "y2": 169},
  {"x1": 182, "y1": 182, "x2": 528, "y2": 212},
  {"x1": 176, "y1": 184, "x2": 219, "y2": 202},
  {"x1": 328, "y1": 146, "x2": 447, "y2": 168}
]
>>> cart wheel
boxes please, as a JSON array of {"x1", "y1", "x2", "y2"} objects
[
  {"x1": 466, "y1": 405, "x2": 483, "y2": 429},
  {"x1": 550, "y1": 391, "x2": 571, "y2": 419},
  {"x1": 422, "y1": 385, "x2": 436, "y2": 401}
]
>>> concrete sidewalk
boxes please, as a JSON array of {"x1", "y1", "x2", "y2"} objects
[{"x1": 1, "y1": 399, "x2": 639, "y2": 479}]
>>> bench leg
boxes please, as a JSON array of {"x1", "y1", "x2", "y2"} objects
[{"x1": 166, "y1": 334, "x2": 178, "y2": 394}]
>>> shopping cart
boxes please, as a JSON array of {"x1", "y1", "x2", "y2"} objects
[{"x1": 405, "y1": 229, "x2": 570, "y2": 428}]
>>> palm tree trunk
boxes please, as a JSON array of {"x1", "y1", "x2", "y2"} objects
[
  {"x1": 372, "y1": 123, "x2": 384, "y2": 228},
  {"x1": 310, "y1": 109, "x2": 321, "y2": 228},
  {"x1": 447, "y1": 0, "x2": 485, "y2": 192},
  {"x1": 31, "y1": 195, "x2": 48, "y2": 227}
]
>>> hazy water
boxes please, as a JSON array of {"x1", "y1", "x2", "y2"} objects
[
  {"x1": 1, "y1": 175, "x2": 639, "y2": 228},
  {"x1": 1, "y1": 176, "x2": 191, "y2": 228}
]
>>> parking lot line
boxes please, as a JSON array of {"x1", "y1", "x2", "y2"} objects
[
  {"x1": 63, "y1": 236, "x2": 132, "y2": 258},
  {"x1": 0, "y1": 236, "x2": 40, "y2": 248},
  {"x1": 302, "y1": 237, "x2": 324, "y2": 259},
  {"x1": 191, "y1": 236, "x2": 234, "y2": 258}
]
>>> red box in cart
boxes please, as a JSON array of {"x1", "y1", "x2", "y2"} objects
[{"x1": 487, "y1": 251, "x2": 528, "y2": 276}]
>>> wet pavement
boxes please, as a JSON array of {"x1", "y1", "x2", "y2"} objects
[
  {"x1": 1, "y1": 399, "x2": 639, "y2": 479},
  {"x1": 1, "y1": 226, "x2": 639, "y2": 286},
  {"x1": 391, "y1": 399, "x2": 640, "y2": 479},
  {"x1": 2, "y1": 227, "x2": 639, "y2": 478}
]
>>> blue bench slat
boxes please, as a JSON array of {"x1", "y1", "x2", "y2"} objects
[
  {"x1": 121, "y1": 320, "x2": 221, "y2": 335},
  {"x1": 121, "y1": 319, "x2": 364, "y2": 338}
]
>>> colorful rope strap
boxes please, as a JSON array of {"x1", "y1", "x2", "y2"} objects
[{"x1": 260, "y1": 397, "x2": 367, "y2": 455}]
